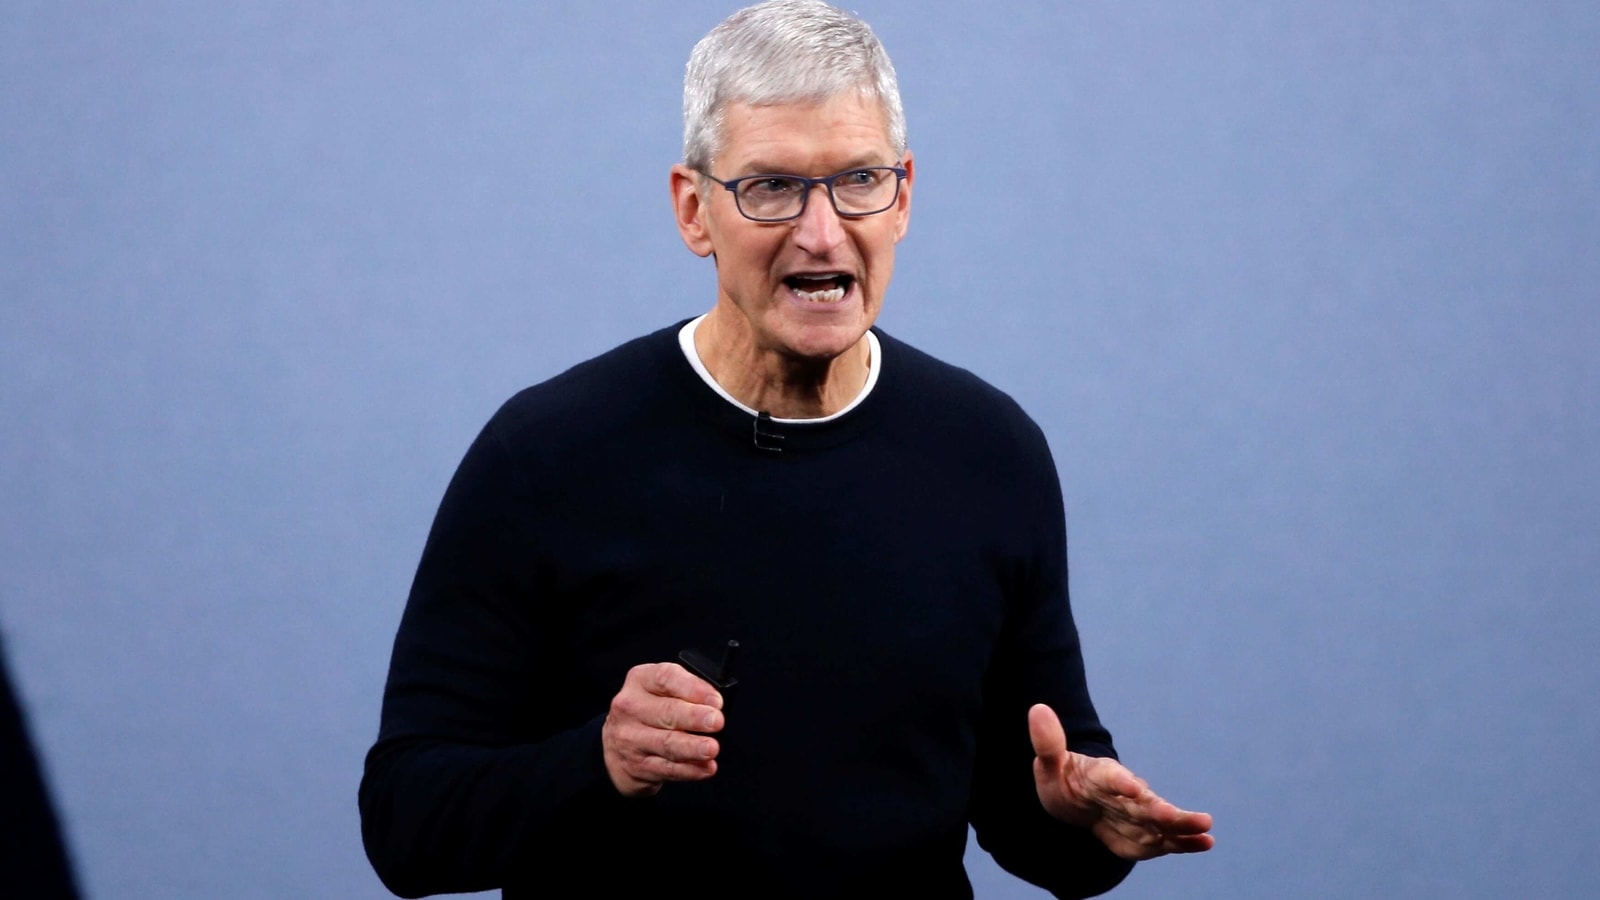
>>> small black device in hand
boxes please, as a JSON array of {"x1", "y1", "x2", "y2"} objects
[{"x1": 679, "y1": 639, "x2": 740, "y2": 691}]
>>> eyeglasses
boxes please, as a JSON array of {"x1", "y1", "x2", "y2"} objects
[{"x1": 701, "y1": 165, "x2": 908, "y2": 223}]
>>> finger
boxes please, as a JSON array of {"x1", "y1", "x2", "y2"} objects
[
  {"x1": 1111, "y1": 789, "x2": 1212, "y2": 835},
  {"x1": 607, "y1": 718, "x2": 720, "y2": 769},
  {"x1": 615, "y1": 745, "x2": 718, "y2": 789},
  {"x1": 654, "y1": 728, "x2": 720, "y2": 764},
  {"x1": 1098, "y1": 794, "x2": 1215, "y2": 848},
  {"x1": 1095, "y1": 813, "x2": 1209, "y2": 861},
  {"x1": 1159, "y1": 808, "x2": 1214, "y2": 836},
  {"x1": 1027, "y1": 703, "x2": 1068, "y2": 764},
  {"x1": 618, "y1": 707, "x2": 720, "y2": 759},
  {"x1": 615, "y1": 692, "x2": 724, "y2": 735},
  {"x1": 646, "y1": 696, "x2": 724, "y2": 733},
  {"x1": 1124, "y1": 824, "x2": 1215, "y2": 858},
  {"x1": 1165, "y1": 832, "x2": 1215, "y2": 854},
  {"x1": 636, "y1": 663, "x2": 725, "y2": 708},
  {"x1": 639, "y1": 755, "x2": 718, "y2": 784},
  {"x1": 630, "y1": 729, "x2": 719, "y2": 783}
]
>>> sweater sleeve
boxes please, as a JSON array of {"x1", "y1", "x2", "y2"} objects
[
  {"x1": 358, "y1": 416, "x2": 615, "y2": 898},
  {"x1": 967, "y1": 422, "x2": 1136, "y2": 899}
]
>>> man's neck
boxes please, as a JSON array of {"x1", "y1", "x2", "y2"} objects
[{"x1": 694, "y1": 308, "x2": 870, "y2": 419}]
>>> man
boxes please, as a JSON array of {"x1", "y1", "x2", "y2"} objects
[{"x1": 360, "y1": 2, "x2": 1213, "y2": 897}]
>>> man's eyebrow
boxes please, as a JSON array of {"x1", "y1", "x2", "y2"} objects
[{"x1": 733, "y1": 155, "x2": 894, "y2": 176}]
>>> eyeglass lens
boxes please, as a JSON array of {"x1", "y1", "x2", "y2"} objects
[{"x1": 735, "y1": 168, "x2": 900, "y2": 220}]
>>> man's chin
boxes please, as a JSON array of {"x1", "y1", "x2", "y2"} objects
[{"x1": 773, "y1": 323, "x2": 872, "y2": 365}]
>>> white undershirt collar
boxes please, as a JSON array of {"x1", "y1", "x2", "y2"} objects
[{"x1": 678, "y1": 315, "x2": 881, "y2": 424}]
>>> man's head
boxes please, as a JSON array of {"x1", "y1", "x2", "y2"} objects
[
  {"x1": 682, "y1": 0, "x2": 906, "y2": 173},
  {"x1": 672, "y1": 1, "x2": 913, "y2": 376}
]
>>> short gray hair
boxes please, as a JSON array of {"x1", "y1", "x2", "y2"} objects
[{"x1": 683, "y1": 0, "x2": 907, "y2": 171}]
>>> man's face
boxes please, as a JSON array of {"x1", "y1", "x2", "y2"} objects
[{"x1": 672, "y1": 93, "x2": 913, "y2": 362}]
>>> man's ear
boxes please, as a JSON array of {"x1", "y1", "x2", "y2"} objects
[
  {"x1": 670, "y1": 164, "x2": 715, "y2": 258},
  {"x1": 893, "y1": 150, "x2": 914, "y2": 244}
]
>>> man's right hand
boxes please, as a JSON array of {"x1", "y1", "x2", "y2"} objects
[{"x1": 602, "y1": 662, "x2": 725, "y2": 797}]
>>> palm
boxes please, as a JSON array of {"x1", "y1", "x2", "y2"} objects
[{"x1": 1027, "y1": 704, "x2": 1216, "y2": 860}]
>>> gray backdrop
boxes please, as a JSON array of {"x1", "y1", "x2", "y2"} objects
[{"x1": 3, "y1": 2, "x2": 1597, "y2": 898}]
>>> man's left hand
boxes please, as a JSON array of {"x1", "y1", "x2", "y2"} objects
[{"x1": 1028, "y1": 703, "x2": 1215, "y2": 860}]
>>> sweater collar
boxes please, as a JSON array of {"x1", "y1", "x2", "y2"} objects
[{"x1": 657, "y1": 318, "x2": 891, "y2": 455}]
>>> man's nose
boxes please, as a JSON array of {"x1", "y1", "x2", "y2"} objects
[{"x1": 791, "y1": 184, "x2": 847, "y2": 254}]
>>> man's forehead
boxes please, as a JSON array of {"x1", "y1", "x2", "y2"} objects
[
  {"x1": 718, "y1": 92, "x2": 889, "y2": 126},
  {"x1": 715, "y1": 95, "x2": 897, "y2": 173}
]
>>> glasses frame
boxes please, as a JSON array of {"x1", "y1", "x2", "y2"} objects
[{"x1": 701, "y1": 164, "x2": 909, "y2": 223}]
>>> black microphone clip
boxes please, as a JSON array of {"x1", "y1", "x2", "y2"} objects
[{"x1": 752, "y1": 411, "x2": 785, "y2": 453}]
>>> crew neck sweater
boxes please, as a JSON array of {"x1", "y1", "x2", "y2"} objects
[{"x1": 361, "y1": 321, "x2": 1133, "y2": 899}]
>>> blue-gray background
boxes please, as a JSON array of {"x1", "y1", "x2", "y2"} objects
[{"x1": 3, "y1": 2, "x2": 1597, "y2": 897}]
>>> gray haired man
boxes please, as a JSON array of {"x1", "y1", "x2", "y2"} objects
[{"x1": 361, "y1": 3, "x2": 1213, "y2": 897}]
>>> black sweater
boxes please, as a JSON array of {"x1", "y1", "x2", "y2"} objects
[{"x1": 360, "y1": 322, "x2": 1134, "y2": 899}]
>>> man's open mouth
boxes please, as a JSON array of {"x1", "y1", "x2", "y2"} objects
[{"x1": 783, "y1": 273, "x2": 854, "y2": 303}]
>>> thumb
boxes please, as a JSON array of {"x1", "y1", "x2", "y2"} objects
[{"x1": 1027, "y1": 703, "x2": 1068, "y2": 763}]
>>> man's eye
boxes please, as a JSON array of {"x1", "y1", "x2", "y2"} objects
[
  {"x1": 744, "y1": 177, "x2": 800, "y2": 196},
  {"x1": 839, "y1": 169, "x2": 878, "y2": 186}
]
